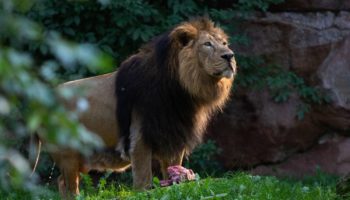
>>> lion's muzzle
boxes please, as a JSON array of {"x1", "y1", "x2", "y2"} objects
[
  {"x1": 220, "y1": 51, "x2": 236, "y2": 79},
  {"x1": 221, "y1": 53, "x2": 234, "y2": 61},
  {"x1": 221, "y1": 66, "x2": 235, "y2": 79},
  {"x1": 221, "y1": 57, "x2": 237, "y2": 79}
]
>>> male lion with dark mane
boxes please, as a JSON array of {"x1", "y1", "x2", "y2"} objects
[{"x1": 52, "y1": 17, "x2": 236, "y2": 198}]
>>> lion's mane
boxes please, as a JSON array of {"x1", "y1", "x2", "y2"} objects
[{"x1": 115, "y1": 18, "x2": 233, "y2": 159}]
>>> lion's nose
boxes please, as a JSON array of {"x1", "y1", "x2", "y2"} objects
[{"x1": 221, "y1": 53, "x2": 234, "y2": 61}]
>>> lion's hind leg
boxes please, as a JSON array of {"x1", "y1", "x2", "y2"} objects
[
  {"x1": 57, "y1": 172, "x2": 79, "y2": 199},
  {"x1": 52, "y1": 152, "x2": 82, "y2": 199}
]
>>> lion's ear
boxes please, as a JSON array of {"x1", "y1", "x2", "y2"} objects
[{"x1": 170, "y1": 23, "x2": 198, "y2": 47}]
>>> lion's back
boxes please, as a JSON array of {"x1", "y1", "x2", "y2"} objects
[{"x1": 59, "y1": 72, "x2": 120, "y2": 148}]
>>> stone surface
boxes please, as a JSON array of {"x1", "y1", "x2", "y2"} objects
[
  {"x1": 265, "y1": 12, "x2": 335, "y2": 30},
  {"x1": 236, "y1": 11, "x2": 350, "y2": 53},
  {"x1": 234, "y1": 11, "x2": 350, "y2": 79},
  {"x1": 270, "y1": 0, "x2": 350, "y2": 11},
  {"x1": 335, "y1": 11, "x2": 350, "y2": 29},
  {"x1": 207, "y1": 9, "x2": 350, "y2": 176},
  {"x1": 251, "y1": 135, "x2": 350, "y2": 177},
  {"x1": 290, "y1": 44, "x2": 331, "y2": 77},
  {"x1": 318, "y1": 36, "x2": 350, "y2": 110},
  {"x1": 207, "y1": 89, "x2": 324, "y2": 169},
  {"x1": 313, "y1": 105, "x2": 350, "y2": 131}
]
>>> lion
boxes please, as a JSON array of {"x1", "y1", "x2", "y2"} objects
[{"x1": 51, "y1": 17, "x2": 236, "y2": 198}]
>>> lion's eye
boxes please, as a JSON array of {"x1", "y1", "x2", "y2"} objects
[{"x1": 204, "y1": 42, "x2": 212, "y2": 47}]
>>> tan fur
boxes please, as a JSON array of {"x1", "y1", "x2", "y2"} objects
[
  {"x1": 172, "y1": 20, "x2": 235, "y2": 153},
  {"x1": 49, "y1": 18, "x2": 236, "y2": 198}
]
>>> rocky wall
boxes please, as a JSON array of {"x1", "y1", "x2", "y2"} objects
[{"x1": 208, "y1": 1, "x2": 350, "y2": 176}]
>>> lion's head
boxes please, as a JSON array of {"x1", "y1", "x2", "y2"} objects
[
  {"x1": 169, "y1": 18, "x2": 236, "y2": 102},
  {"x1": 171, "y1": 18, "x2": 236, "y2": 77}
]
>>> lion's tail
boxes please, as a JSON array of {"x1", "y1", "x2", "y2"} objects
[{"x1": 29, "y1": 134, "x2": 42, "y2": 177}]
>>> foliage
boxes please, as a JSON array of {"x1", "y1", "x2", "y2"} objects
[
  {"x1": 235, "y1": 56, "x2": 330, "y2": 120},
  {"x1": 185, "y1": 140, "x2": 223, "y2": 176},
  {"x1": 336, "y1": 173, "x2": 350, "y2": 199},
  {"x1": 88, "y1": 172, "x2": 337, "y2": 200},
  {"x1": 1, "y1": 172, "x2": 338, "y2": 199},
  {"x1": 237, "y1": 0, "x2": 284, "y2": 11},
  {"x1": 26, "y1": 0, "x2": 283, "y2": 70},
  {"x1": 0, "y1": 0, "x2": 113, "y2": 194}
]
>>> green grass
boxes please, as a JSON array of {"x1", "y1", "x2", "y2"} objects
[{"x1": 0, "y1": 172, "x2": 339, "y2": 200}]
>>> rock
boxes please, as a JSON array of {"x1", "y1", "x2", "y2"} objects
[
  {"x1": 215, "y1": 0, "x2": 350, "y2": 11},
  {"x1": 289, "y1": 44, "x2": 332, "y2": 77},
  {"x1": 207, "y1": 89, "x2": 324, "y2": 169},
  {"x1": 335, "y1": 11, "x2": 350, "y2": 30},
  {"x1": 313, "y1": 105, "x2": 350, "y2": 132},
  {"x1": 271, "y1": 0, "x2": 350, "y2": 11},
  {"x1": 250, "y1": 135, "x2": 350, "y2": 177},
  {"x1": 234, "y1": 11, "x2": 350, "y2": 77},
  {"x1": 289, "y1": 27, "x2": 343, "y2": 48},
  {"x1": 265, "y1": 12, "x2": 335, "y2": 30},
  {"x1": 206, "y1": 9, "x2": 350, "y2": 176},
  {"x1": 317, "y1": 36, "x2": 350, "y2": 110},
  {"x1": 236, "y1": 11, "x2": 350, "y2": 52},
  {"x1": 236, "y1": 23, "x2": 286, "y2": 55}
]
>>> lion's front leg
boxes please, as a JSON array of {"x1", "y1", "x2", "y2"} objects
[
  {"x1": 129, "y1": 112, "x2": 152, "y2": 190},
  {"x1": 130, "y1": 138, "x2": 152, "y2": 190},
  {"x1": 159, "y1": 149, "x2": 185, "y2": 179}
]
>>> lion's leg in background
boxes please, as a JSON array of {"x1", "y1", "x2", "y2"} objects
[
  {"x1": 52, "y1": 151, "x2": 82, "y2": 198},
  {"x1": 57, "y1": 171, "x2": 79, "y2": 199},
  {"x1": 57, "y1": 175, "x2": 66, "y2": 197},
  {"x1": 159, "y1": 149, "x2": 185, "y2": 179}
]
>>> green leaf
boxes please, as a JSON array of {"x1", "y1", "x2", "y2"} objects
[
  {"x1": 153, "y1": 176, "x2": 160, "y2": 188},
  {"x1": 28, "y1": 113, "x2": 42, "y2": 132}
]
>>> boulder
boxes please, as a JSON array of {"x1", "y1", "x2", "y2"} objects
[
  {"x1": 271, "y1": 0, "x2": 350, "y2": 11},
  {"x1": 234, "y1": 11, "x2": 350, "y2": 78},
  {"x1": 207, "y1": 89, "x2": 324, "y2": 169},
  {"x1": 207, "y1": 10, "x2": 350, "y2": 176},
  {"x1": 251, "y1": 135, "x2": 350, "y2": 177},
  {"x1": 317, "y1": 36, "x2": 350, "y2": 110}
]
